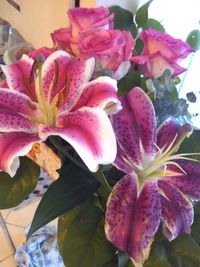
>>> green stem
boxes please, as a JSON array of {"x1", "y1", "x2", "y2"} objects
[
  {"x1": 49, "y1": 136, "x2": 88, "y2": 171},
  {"x1": 93, "y1": 167, "x2": 112, "y2": 198}
]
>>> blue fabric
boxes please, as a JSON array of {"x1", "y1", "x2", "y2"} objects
[{"x1": 15, "y1": 225, "x2": 65, "y2": 267}]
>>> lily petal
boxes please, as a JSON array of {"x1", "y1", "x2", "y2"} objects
[
  {"x1": 128, "y1": 181, "x2": 162, "y2": 262},
  {"x1": 58, "y1": 57, "x2": 95, "y2": 112},
  {"x1": 0, "y1": 88, "x2": 37, "y2": 133},
  {"x1": 157, "y1": 119, "x2": 192, "y2": 150},
  {"x1": 72, "y1": 76, "x2": 121, "y2": 115},
  {"x1": 0, "y1": 88, "x2": 38, "y2": 116},
  {"x1": 0, "y1": 132, "x2": 40, "y2": 177},
  {"x1": 161, "y1": 195, "x2": 182, "y2": 240},
  {"x1": 41, "y1": 50, "x2": 72, "y2": 101},
  {"x1": 114, "y1": 144, "x2": 133, "y2": 174},
  {"x1": 39, "y1": 107, "x2": 116, "y2": 172},
  {"x1": 158, "y1": 180, "x2": 194, "y2": 234},
  {"x1": 1, "y1": 55, "x2": 36, "y2": 100},
  {"x1": 105, "y1": 174, "x2": 137, "y2": 252},
  {"x1": 163, "y1": 160, "x2": 200, "y2": 200},
  {"x1": 112, "y1": 87, "x2": 156, "y2": 167}
]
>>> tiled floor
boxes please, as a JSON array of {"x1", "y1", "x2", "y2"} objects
[{"x1": 0, "y1": 197, "x2": 42, "y2": 266}]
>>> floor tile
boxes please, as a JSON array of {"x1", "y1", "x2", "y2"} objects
[
  {"x1": 6, "y1": 224, "x2": 26, "y2": 249},
  {"x1": 0, "y1": 221, "x2": 14, "y2": 261},
  {"x1": 0, "y1": 210, "x2": 10, "y2": 221},
  {"x1": 0, "y1": 255, "x2": 16, "y2": 267},
  {"x1": 6, "y1": 197, "x2": 41, "y2": 228}
]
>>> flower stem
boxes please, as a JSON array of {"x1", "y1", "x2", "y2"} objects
[
  {"x1": 93, "y1": 167, "x2": 112, "y2": 198},
  {"x1": 49, "y1": 136, "x2": 88, "y2": 171}
]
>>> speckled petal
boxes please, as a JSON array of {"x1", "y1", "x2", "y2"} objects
[
  {"x1": 41, "y1": 50, "x2": 72, "y2": 101},
  {"x1": 114, "y1": 144, "x2": 133, "y2": 174},
  {"x1": 38, "y1": 107, "x2": 116, "y2": 172},
  {"x1": 162, "y1": 160, "x2": 200, "y2": 200},
  {"x1": 0, "y1": 88, "x2": 37, "y2": 133},
  {"x1": 1, "y1": 55, "x2": 36, "y2": 100},
  {"x1": 58, "y1": 57, "x2": 95, "y2": 112},
  {"x1": 157, "y1": 118, "x2": 192, "y2": 150},
  {"x1": 72, "y1": 76, "x2": 121, "y2": 115},
  {"x1": 158, "y1": 180, "x2": 193, "y2": 234},
  {"x1": 128, "y1": 181, "x2": 162, "y2": 262},
  {"x1": 0, "y1": 88, "x2": 38, "y2": 116},
  {"x1": 112, "y1": 87, "x2": 156, "y2": 167},
  {"x1": 105, "y1": 174, "x2": 137, "y2": 252},
  {"x1": 161, "y1": 195, "x2": 182, "y2": 241},
  {"x1": 0, "y1": 132, "x2": 40, "y2": 177}
]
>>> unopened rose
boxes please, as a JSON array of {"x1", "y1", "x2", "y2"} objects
[{"x1": 131, "y1": 28, "x2": 194, "y2": 79}]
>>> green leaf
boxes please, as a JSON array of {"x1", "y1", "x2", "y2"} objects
[
  {"x1": 109, "y1": 6, "x2": 133, "y2": 31},
  {"x1": 58, "y1": 201, "x2": 116, "y2": 267},
  {"x1": 0, "y1": 157, "x2": 39, "y2": 209},
  {"x1": 118, "y1": 69, "x2": 142, "y2": 96},
  {"x1": 118, "y1": 251, "x2": 134, "y2": 267},
  {"x1": 170, "y1": 234, "x2": 200, "y2": 263},
  {"x1": 101, "y1": 255, "x2": 118, "y2": 267},
  {"x1": 28, "y1": 162, "x2": 98, "y2": 238},
  {"x1": 144, "y1": 258, "x2": 172, "y2": 267},
  {"x1": 134, "y1": 38, "x2": 144, "y2": 55},
  {"x1": 145, "y1": 18, "x2": 165, "y2": 32},
  {"x1": 178, "y1": 130, "x2": 200, "y2": 161},
  {"x1": 135, "y1": 0, "x2": 153, "y2": 28},
  {"x1": 186, "y1": 29, "x2": 200, "y2": 50}
]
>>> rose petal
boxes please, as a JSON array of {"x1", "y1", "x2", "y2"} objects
[
  {"x1": 105, "y1": 174, "x2": 137, "y2": 252},
  {"x1": 1, "y1": 55, "x2": 36, "y2": 100},
  {"x1": 58, "y1": 57, "x2": 95, "y2": 112},
  {"x1": 0, "y1": 132, "x2": 40, "y2": 177},
  {"x1": 39, "y1": 107, "x2": 116, "y2": 172},
  {"x1": 158, "y1": 180, "x2": 194, "y2": 234},
  {"x1": 128, "y1": 181, "x2": 162, "y2": 262},
  {"x1": 112, "y1": 87, "x2": 156, "y2": 167},
  {"x1": 72, "y1": 76, "x2": 121, "y2": 115},
  {"x1": 51, "y1": 27, "x2": 73, "y2": 51}
]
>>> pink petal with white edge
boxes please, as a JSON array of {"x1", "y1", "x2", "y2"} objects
[
  {"x1": 59, "y1": 57, "x2": 95, "y2": 112},
  {"x1": 41, "y1": 50, "x2": 72, "y2": 101},
  {"x1": 157, "y1": 119, "x2": 192, "y2": 150},
  {"x1": 0, "y1": 132, "x2": 40, "y2": 177},
  {"x1": 0, "y1": 88, "x2": 38, "y2": 116},
  {"x1": 105, "y1": 174, "x2": 137, "y2": 252},
  {"x1": 72, "y1": 76, "x2": 121, "y2": 115},
  {"x1": 158, "y1": 180, "x2": 193, "y2": 234},
  {"x1": 39, "y1": 107, "x2": 116, "y2": 172},
  {"x1": 112, "y1": 87, "x2": 156, "y2": 167},
  {"x1": 161, "y1": 195, "x2": 182, "y2": 241},
  {"x1": 163, "y1": 160, "x2": 200, "y2": 200},
  {"x1": 128, "y1": 180, "x2": 162, "y2": 262},
  {"x1": 0, "y1": 107, "x2": 37, "y2": 133},
  {"x1": 1, "y1": 55, "x2": 36, "y2": 100}
]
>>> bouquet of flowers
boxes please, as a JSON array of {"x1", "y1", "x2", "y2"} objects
[{"x1": 0, "y1": 1, "x2": 200, "y2": 267}]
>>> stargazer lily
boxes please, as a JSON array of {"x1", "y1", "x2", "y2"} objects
[
  {"x1": 0, "y1": 50, "x2": 121, "y2": 177},
  {"x1": 105, "y1": 87, "x2": 200, "y2": 266}
]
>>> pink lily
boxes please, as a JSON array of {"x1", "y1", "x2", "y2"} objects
[
  {"x1": 105, "y1": 87, "x2": 200, "y2": 265},
  {"x1": 0, "y1": 50, "x2": 121, "y2": 177}
]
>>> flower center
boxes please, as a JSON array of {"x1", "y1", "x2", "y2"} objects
[{"x1": 132, "y1": 125, "x2": 196, "y2": 188}]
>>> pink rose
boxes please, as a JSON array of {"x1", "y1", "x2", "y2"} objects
[
  {"x1": 51, "y1": 7, "x2": 135, "y2": 79},
  {"x1": 131, "y1": 28, "x2": 194, "y2": 78},
  {"x1": 79, "y1": 29, "x2": 135, "y2": 76},
  {"x1": 68, "y1": 6, "x2": 114, "y2": 38}
]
